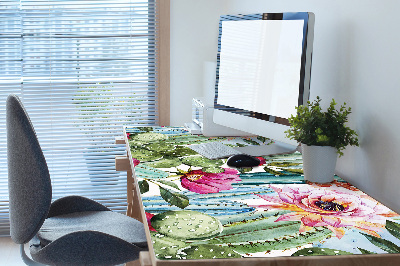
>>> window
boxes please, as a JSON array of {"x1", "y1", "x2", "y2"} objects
[{"x1": 0, "y1": 0, "x2": 169, "y2": 236}]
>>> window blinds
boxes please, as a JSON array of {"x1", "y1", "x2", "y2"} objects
[{"x1": 0, "y1": 0, "x2": 159, "y2": 236}]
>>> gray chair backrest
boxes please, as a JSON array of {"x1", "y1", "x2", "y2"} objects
[{"x1": 7, "y1": 94, "x2": 52, "y2": 244}]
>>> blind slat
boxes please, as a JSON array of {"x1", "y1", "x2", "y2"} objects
[{"x1": 0, "y1": 0, "x2": 159, "y2": 236}]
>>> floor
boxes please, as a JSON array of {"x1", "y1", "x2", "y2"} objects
[{"x1": 0, "y1": 237, "x2": 26, "y2": 266}]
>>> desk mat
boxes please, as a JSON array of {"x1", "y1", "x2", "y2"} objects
[{"x1": 125, "y1": 126, "x2": 400, "y2": 260}]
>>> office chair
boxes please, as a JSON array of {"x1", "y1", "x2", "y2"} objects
[{"x1": 6, "y1": 94, "x2": 148, "y2": 265}]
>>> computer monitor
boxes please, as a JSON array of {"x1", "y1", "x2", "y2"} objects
[{"x1": 213, "y1": 12, "x2": 315, "y2": 156}]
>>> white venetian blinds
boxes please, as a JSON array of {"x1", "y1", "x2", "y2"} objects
[{"x1": 0, "y1": 0, "x2": 159, "y2": 236}]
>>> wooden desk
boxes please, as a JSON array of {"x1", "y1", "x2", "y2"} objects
[{"x1": 117, "y1": 126, "x2": 400, "y2": 266}]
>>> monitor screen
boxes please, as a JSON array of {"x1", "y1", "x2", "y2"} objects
[
  {"x1": 217, "y1": 19, "x2": 304, "y2": 119},
  {"x1": 213, "y1": 13, "x2": 314, "y2": 156}
]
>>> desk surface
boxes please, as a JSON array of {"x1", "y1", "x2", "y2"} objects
[{"x1": 124, "y1": 126, "x2": 400, "y2": 265}]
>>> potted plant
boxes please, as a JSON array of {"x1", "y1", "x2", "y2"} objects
[{"x1": 285, "y1": 96, "x2": 359, "y2": 183}]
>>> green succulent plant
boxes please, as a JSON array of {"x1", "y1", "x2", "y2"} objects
[{"x1": 285, "y1": 96, "x2": 359, "y2": 157}]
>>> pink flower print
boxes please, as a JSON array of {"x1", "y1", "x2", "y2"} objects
[
  {"x1": 180, "y1": 168, "x2": 241, "y2": 194},
  {"x1": 132, "y1": 158, "x2": 140, "y2": 167},
  {"x1": 255, "y1": 157, "x2": 266, "y2": 166},
  {"x1": 250, "y1": 184, "x2": 395, "y2": 239},
  {"x1": 145, "y1": 212, "x2": 157, "y2": 232}
]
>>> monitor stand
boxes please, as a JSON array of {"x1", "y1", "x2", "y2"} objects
[{"x1": 232, "y1": 140, "x2": 299, "y2": 157}]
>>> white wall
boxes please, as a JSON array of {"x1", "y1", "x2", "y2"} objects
[
  {"x1": 170, "y1": 0, "x2": 400, "y2": 212},
  {"x1": 170, "y1": 0, "x2": 228, "y2": 125}
]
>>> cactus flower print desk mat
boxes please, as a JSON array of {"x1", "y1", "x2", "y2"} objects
[{"x1": 125, "y1": 126, "x2": 400, "y2": 260}]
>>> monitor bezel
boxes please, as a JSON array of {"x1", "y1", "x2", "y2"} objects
[{"x1": 213, "y1": 12, "x2": 314, "y2": 126}]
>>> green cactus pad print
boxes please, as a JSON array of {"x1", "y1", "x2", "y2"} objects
[
  {"x1": 147, "y1": 158, "x2": 182, "y2": 168},
  {"x1": 180, "y1": 244, "x2": 242, "y2": 259},
  {"x1": 180, "y1": 155, "x2": 224, "y2": 168},
  {"x1": 124, "y1": 126, "x2": 400, "y2": 261},
  {"x1": 150, "y1": 210, "x2": 223, "y2": 240},
  {"x1": 150, "y1": 232, "x2": 190, "y2": 260},
  {"x1": 133, "y1": 132, "x2": 169, "y2": 143}
]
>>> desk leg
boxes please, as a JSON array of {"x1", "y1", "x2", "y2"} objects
[
  {"x1": 115, "y1": 155, "x2": 142, "y2": 221},
  {"x1": 125, "y1": 252, "x2": 151, "y2": 266},
  {"x1": 125, "y1": 259, "x2": 140, "y2": 266},
  {"x1": 126, "y1": 169, "x2": 134, "y2": 217},
  {"x1": 139, "y1": 252, "x2": 152, "y2": 266},
  {"x1": 125, "y1": 174, "x2": 152, "y2": 266},
  {"x1": 127, "y1": 169, "x2": 143, "y2": 222}
]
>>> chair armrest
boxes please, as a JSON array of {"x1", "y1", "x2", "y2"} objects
[{"x1": 47, "y1": 195, "x2": 110, "y2": 218}]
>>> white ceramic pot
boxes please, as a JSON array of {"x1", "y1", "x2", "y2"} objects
[{"x1": 301, "y1": 144, "x2": 338, "y2": 183}]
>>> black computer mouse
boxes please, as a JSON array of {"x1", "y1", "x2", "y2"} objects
[{"x1": 227, "y1": 154, "x2": 260, "y2": 168}]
